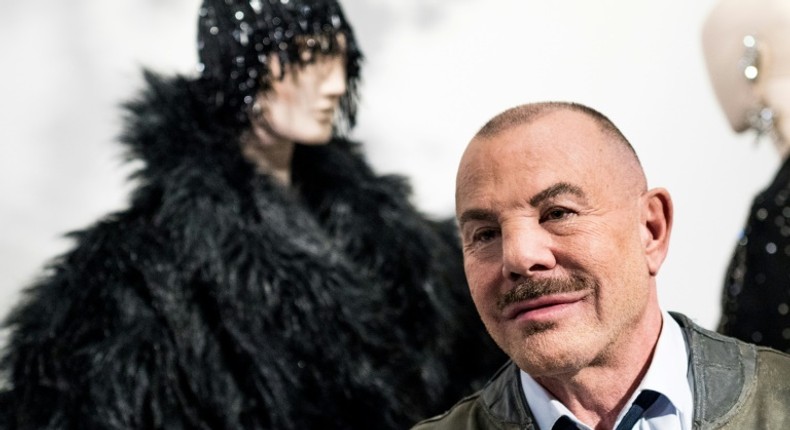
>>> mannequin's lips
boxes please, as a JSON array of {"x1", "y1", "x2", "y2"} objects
[{"x1": 314, "y1": 108, "x2": 335, "y2": 122}]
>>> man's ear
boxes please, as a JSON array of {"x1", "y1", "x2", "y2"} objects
[{"x1": 641, "y1": 188, "x2": 673, "y2": 276}]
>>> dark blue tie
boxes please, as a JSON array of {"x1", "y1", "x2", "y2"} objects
[{"x1": 551, "y1": 390, "x2": 661, "y2": 430}]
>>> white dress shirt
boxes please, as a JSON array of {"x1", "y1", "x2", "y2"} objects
[{"x1": 520, "y1": 311, "x2": 693, "y2": 429}]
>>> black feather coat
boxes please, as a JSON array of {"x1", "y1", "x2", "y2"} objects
[{"x1": 0, "y1": 72, "x2": 505, "y2": 429}]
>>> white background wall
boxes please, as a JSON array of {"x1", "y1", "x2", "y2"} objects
[{"x1": 0, "y1": 0, "x2": 779, "y2": 331}]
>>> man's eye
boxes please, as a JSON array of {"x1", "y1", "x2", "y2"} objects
[
  {"x1": 542, "y1": 207, "x2": 574, "y2": 222},
  {"x1": 472, "y1": 228, "x2": 500, "y2": 244}
]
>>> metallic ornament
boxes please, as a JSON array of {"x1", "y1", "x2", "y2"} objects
[
  {"x1": 739, "y1": 34, "x2": 782, "y2": 146},
  {"x1": 746, "y1": 105, "x2": 778, "y2": 138},
  {"x1": 740, "y1": 35, "x2": 759, "y2": 81}
]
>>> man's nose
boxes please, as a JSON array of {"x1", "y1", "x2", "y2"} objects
[{"x1": 501, "y1": 225, "x2": 556, "y2": 282}]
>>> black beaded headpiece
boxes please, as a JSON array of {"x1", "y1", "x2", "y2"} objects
[{"x1": 197, "y1": 0, "x2": 362, "y2": 130}]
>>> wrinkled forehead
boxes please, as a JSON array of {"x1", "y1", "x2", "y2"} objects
[
  {"x1": 455, "y1": 111, "x2": 638, "y2": 210},
  {"x1": 458, "y1": 111, "x2": 606, "y2": 177}
]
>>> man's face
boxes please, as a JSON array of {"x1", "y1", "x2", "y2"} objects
[
  {"x1": 257, "y1": 46, "x2": 347, "y2": 145},
  {"x1": 456, "y1": 110, "x2": 656, "y2": 378}
]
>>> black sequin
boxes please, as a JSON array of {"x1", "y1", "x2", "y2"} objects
[{"x1": 720, "y1": 156, "x2": 790, "y2": 353}]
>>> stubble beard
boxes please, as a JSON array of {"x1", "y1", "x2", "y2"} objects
[{"x1": 491, "y1": 273, "x2": 600, "y2": 376}]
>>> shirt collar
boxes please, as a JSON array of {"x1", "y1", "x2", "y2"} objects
[
  {"x1": 634, "y1": 311, "x2": 693, "y2": 427},
  {"x1": 520, "y1": 311, "x2": 692, "y2": 430}
]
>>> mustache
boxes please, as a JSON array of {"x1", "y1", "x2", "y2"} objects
[{"x1": 497, "y1": 274, "x2": 597, "y2": 311}]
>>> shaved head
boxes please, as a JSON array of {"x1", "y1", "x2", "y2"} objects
[
  {"x1": 458, "y1": 102, "x2": 647, "y2": 209},
  {"x1": 473, "y1": 101, "x2": 641, "y2": 165}
]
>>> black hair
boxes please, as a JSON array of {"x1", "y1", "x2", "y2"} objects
[{"x1": 197, "y1": 0, "x2": 362, "y2": 132}]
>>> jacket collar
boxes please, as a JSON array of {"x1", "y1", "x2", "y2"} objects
[{"x1": 672, "y1": 312, "x2": 757, "y2": 428}]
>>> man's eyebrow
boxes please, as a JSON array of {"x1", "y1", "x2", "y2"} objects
[
  {"x1": 529, "y1": 182, "x2": 585, "y2": 207},
  {"x1": 458, "y1": 209, "x2": 498, "y2": 227},
  {"x1": 458, "y1": 183, "x2": 584, "y2": 226}
]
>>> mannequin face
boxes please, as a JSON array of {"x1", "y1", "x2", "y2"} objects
[{"x1": 253, "y1": 46, "x2": 347, "y2": 145}]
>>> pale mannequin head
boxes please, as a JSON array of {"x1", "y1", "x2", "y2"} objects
[
  {"x1": 241, "y1": 42, "x2": 348, "y2": 183},
  {"x1": 197, "y1": 0, "x2": 361, "y2": 184},
  {"x1": 197, "y1": 0, "x2": 362, "y2": 128},
  {"x1": 250, "y1": 36, "x2": 348, "y2": 147},
  {"x1": 702, "y1": 0, "x2": 790, "y2": 157}
]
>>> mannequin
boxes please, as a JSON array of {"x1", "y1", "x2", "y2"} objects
[
  {"x1": 702, "y1": 0, "x2": 790, "y2": 155},
  {"x1": 0, "y1": 0, "x2": 505, "y2": 428},
  {"x1": 703, "y1": 0, "x2": 790, "y2": 351}
]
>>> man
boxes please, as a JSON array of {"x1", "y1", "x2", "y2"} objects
[{"x1": 413, "y1": 101, "x2": 790, "y2": 430}]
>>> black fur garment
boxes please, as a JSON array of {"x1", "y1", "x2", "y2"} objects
[{"x1": 0, "y1": 72, "x2": 506, "y2": 429}]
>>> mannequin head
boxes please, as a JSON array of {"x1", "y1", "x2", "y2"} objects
[
  {"x1": 702, "y1": 0, "x2": 790, "y2": 155},
  {"x1": 197, "y1": 0, "x2": 362, "y2": 134},
  {"x1": 251, "y1": 38, "x2": 348, "y2": 145}
]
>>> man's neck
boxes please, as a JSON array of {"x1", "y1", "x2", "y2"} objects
[{"x1": 535, "y1": 308, "x2": 663, "y2": 430}]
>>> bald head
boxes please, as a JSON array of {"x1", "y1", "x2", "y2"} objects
[
  {"x1": 474, "y1": 101, "x2": 639, "y2": 159},
  {"x1": 457, "y1": 102, "x2": 646, "y2": 211}
]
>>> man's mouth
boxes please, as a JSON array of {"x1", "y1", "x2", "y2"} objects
[{"x1": 503, "y1": 290, "x2": 591, "y2": 321}]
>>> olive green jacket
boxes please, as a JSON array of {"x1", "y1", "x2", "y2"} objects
[{"x1": 412, "y1": 313, "x2": 790, "y2": 429}]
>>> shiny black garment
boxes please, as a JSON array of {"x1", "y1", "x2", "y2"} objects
[
  {"x1": 0, "y1": 72, "x2": 505, "y2": 429},
  {"x1": 720, "y1": 155, "x2": 790, "y2": 352}
]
